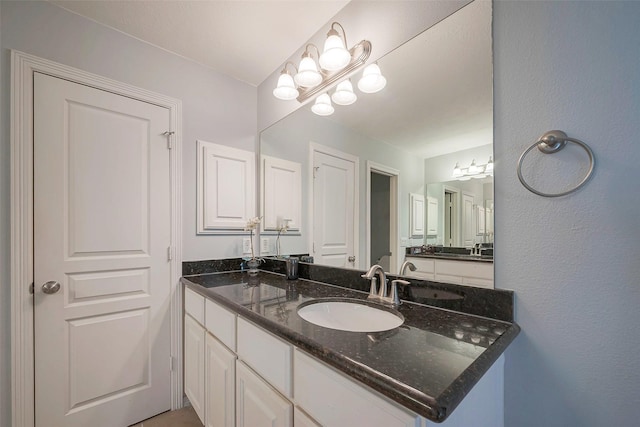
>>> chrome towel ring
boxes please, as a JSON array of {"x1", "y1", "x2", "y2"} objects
[{"x1": 517, "y1": 130, "x2": 595, "y2": 197}]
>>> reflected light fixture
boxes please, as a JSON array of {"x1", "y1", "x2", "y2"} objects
[
  {"x1": 272, "y1": 21, "x2": 388, "y2": 116},
  {"x1": 311, "y1": 93, "x2": 335, "y2": 116},
  {"x1": 331, "y1": 79, "x2": 357, "y2": 105},
  {"x1": 452, "y1": 157, "x2": 494, "y2": 180},
  {"x1": 357, "y1": 63, "x2": 387, "y2": 93}
]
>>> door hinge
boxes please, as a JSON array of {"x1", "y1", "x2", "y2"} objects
[
  {"x1": 29, "y1": 282, "x2": 34, "y2": 295},
  {"x1": 167, "y1": 246, "x2": 173, "y2": 261},
  {"x1": 163, "y1": 131, "x2": 175, "y2": 149},
  {"x1": 312, "y1": 242, "x2": 315, "y2": 253},
  {"x1": 170, "y1": 356, "x2": 175, "y2": 372},
  {"x1": 313, "y1": 166, "x2": 319, "y2": 179}
]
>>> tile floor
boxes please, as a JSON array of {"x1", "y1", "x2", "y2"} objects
[{"x1": 131, "y1": 406, "x2": 203, "y2": 427}]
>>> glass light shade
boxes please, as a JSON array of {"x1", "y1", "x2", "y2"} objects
[
  {"x1": 311, "y1": 94, "x2": 334, "y2": 116},
  {"x1": 273, "y1": 73, "x2": 299, "y2": 100},
  {"x1": 452, "y1": 162, "x2": 463, "y2": 178},
  {"x1": 358, "y1": 63, "x2": 387, "y2": 93},
  {"x1": 472, "y1": 173, "x2": 487, "y2": 179},
  {"x1": 294, "y1": 56, "x2": 322, "y2": 88},
  {"x1": 319, "y1": 33, "x2": 351, "y2": 71},
  {"x1": 468, "y1": 159, "x2": 479, "y2": 174},
  {"x1": 331, "y1": 80, "x2": 357, "y2": 105}
]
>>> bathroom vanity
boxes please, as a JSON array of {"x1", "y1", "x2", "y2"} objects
[
  {"x1": 404, "y1": 254, "x2": 494, "y2": 289},
  {"x1": 181, "y1": 269, "x2": 518, "y2": 426}
]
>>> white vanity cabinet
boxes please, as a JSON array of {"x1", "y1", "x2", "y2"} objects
[
  {"x1": 184, "y1": 286, "x2": 505, "y2": 427},
  {"x1": 184, "y1": 289, "x2": 207, "y2": 423}
]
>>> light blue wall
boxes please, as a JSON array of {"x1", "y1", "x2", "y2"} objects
[{"x1": 494, "y1": 2, "x2": 640, "y2": 426}]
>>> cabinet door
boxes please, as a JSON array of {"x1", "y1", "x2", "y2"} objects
[
  {"x1": 236, "y1": 361, "x2": 292, "y2": 427},
  {"x1": 294, "y1": 407, "x2": 321, "y2": 427},
  {"x1": 294, "y1": 349, "x2": 421, "y2": 427},
  {"x1": 205, "y1": 333, "x2": 236, "y2": 427},
  {"x1": 184, "y1": 314, "x2": 205, "y2": 424},
  {"x1": 426, "y1": 197, "x2": 438, "y2": 236}
]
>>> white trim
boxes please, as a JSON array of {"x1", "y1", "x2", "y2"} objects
[
  {"x1": 365, "y1": 161, "x2": 399, "y2": 272},
  {"x1": 10, "y1": 50, "x2": 184, "y2": 427},
  {"x1": 308, "y1": 142, "x2": 360, "y2": 268}
]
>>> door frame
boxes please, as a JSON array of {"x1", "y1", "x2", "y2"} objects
[
  {"x1": 10, "y1": 50, "x2": 183, "y2": 427},
  {"x1": 365, "y1": 161, "x2": 399, "y2": 272},
  {"x1": 307, "y1": 142, "x2": 359, "y2": 268}
]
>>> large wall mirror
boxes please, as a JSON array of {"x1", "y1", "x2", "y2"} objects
[{"x1": 260, "y1": 0, "x2": 493, "y2": 274}]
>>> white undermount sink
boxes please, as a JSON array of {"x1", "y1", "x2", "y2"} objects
[{"x1": 297, "y1": 298, "x2": 404, "y2": 333}]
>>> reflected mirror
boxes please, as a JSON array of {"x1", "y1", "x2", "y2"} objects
[{"x1": 260, "y1": 0, "x2": 493, "y2": 273}]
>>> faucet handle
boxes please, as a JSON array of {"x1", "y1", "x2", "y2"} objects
[{"x1": 390, "y1": 280, "x2": 410, "y2": 306}]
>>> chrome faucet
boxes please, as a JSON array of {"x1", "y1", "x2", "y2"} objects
[
  {"x1": 399, "y1": 260, "x2": 416, "y2": 276},
  {"x1": 361, "y1": 265, "x2": 406, "y2": 306}
]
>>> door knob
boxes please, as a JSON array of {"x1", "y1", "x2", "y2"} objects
[
  {"x1": 42, "y1": 281, "x2": 61, "y2": 294},
  {"x1": 348, "y1": 256, "x2": 356, "y2": 262}
]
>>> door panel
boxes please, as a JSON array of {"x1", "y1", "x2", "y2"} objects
[
  {"x1": 312, "y1": 151, "x2": 356, "y2": 268},
  {"x1": 34, "y1": 72, "x2": 172, "y2": 426}
]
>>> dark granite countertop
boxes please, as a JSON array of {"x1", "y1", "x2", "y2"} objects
[
  {"x1": 406, "y1": 253, "x2": 494, "y2": 263},
  {"x1": 182, "y1": 270, "x2": 519, "y2": 422}
]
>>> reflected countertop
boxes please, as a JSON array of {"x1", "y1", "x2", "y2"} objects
[
  {"x1": 182, "y1": 270, "x2": 518, "y2": 422},
  {"x1": 407, "y1": 253, "x2": 494, "y2": 263}
]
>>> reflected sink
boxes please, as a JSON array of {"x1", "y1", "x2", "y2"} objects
[{"x1": 297, "y1": 298, "x2": 404, "y2": 332}]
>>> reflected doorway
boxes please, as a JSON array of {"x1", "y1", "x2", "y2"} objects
[
  {"x1": 444, "y1": 187, "x2": 460, "y2": 247},
  {"x1": 366, "y1": 162, "x2": 399, "y2": 273}
]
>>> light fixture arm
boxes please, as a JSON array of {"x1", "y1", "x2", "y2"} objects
[
  {"x1": 328, "y1": 22, "x2": 348, "y2": 48},
  {"x1": 280, "y1": 61, "x2": 298, "y2": 75},
  {"x1": 302, "y1": 43, "x2": 321, "y2": 60}
]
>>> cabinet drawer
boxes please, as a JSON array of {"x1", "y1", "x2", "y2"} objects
[
  {"x1": 185, "y1": 287, "x2": 205, "y2": 325},
  {"x1": 205, "y1": 298, "x2": 237, "y2": 351},
  {"x1": 237, "y1": 317, "x2": 292, "y2": 397},
  {"x1": 294, "y1": 349, "x2": 421, "y2": 427},
  {"x1": 436, "y1": 259, "x2": 493, "y2": 280}
]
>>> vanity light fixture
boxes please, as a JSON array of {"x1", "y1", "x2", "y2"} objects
[
  {"x1": 319, "y1": 22, "x2": 351, "y2": 71},
  {"x1": 272, "y1": 22, "x2": 388, "y2": 116},
  {"x1": 331, "y1": 79, "x2": 357, "y2": 105},
  {"x1": 357, "y1": 63, "x2": 387, "y2": 93},
  {"x1": 311, "y1": 93, "x2": 335, "y2": 116},
  {"x1": 452, "y1": 157, "x2": 494, "y2": 180},
  {"x1": 272, "y1": 62, "x2": 299, "y2": 100},
  {"x1": 295, "y1": 44, "x2": 323, "y2": 88}
]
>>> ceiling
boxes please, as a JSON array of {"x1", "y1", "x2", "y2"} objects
[{"x1": 50, "y1": 0, "x2": 349, "y2": 86}]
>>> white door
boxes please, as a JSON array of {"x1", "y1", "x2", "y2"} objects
[
  {"x1": 312, "y1": 149, "x2": 357, "y2": 268},
  {"x1": 34, "y1": 72, "x2": 172, "y2": 426}
]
